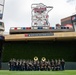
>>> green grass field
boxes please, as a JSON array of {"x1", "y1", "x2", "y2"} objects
[{"x1": 0, "y1": 70, "x2": 76, "y2": 75}]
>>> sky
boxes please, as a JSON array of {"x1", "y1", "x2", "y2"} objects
[{"x1": 1, "y1": 0, "x2": 76, "y2": 33}]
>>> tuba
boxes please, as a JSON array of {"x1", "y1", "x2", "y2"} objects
[
  {"x1": 41, "y1": 57, "x2": 46, "y2": 61},
  {"x1": 34, "y1": 56, "x2": 38, "y2": 61}
]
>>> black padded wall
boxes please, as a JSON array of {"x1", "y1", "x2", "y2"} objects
[{"x1": 3, "y1": 40, "x2": 76, "y2": 62}]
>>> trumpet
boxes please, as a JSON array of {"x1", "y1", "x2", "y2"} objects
[
  {"x1": 41, "y1": 57, "x2": 46, "y2": 61},
  {"x1": 34, "y1": 56, "x2": 38, "y2": 61}
]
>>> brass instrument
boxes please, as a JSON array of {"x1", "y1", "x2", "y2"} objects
[
  {"x1": 34, "y1": 56, "x2": 38, "y2": 61},
  {"x1": 41, "y1": 57, "x2": 46, "y2": 61}
]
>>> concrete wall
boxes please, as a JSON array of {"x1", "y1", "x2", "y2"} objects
[{"x1": 1, "y1": 62, "x2": 76, "y2": 70}]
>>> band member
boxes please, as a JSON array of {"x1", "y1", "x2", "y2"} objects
[
  {"x1": 36, "y1": 60, "x2": 40, "y2": 71},
  {"x1": 8, "y1": 59, "x2": 12, "y2": 70},
  {"x1": 22, "y1": 60, "x2": 27, "y2": 71},
  {"x1": 61, "y1": 58, "x2": 65, "y2": 70},
  {"x1": 28, "y1": 60, "x2": 33, "y2": 71},
  {"x1": 54, "y1": 59, "x2": 58, "y2": 71},
  {"x1": 12, "y1": 58, "x2": 16, "y2": 71},
  {"x1": 33, "y1": 60, "x2": 37, "y2": 71},
  {"x1": 57, "y1": 59, "x2": 61, "y2": 70},
  {"x1": 19, "y1": 59, "x2": 23, "y2": 70},
  {"x1": 51, "y1": 59, "x2": 55, "y2": 71},
  {"x1": 16, "y1": 59, "x2": 19, "y2": 70},
  {"x1": 40, "y1": 60, "x2": 44, "y2": 71},
  {"x1": 47, "y1": 60, "x2": 51, "y2": 71}
]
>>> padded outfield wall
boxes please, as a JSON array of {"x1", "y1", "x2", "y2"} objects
[{"x1": 2, "y1": 40, "x2": 76, "y2": 62}]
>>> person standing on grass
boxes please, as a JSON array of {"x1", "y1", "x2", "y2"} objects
[
  {"x1": 51, "y1": 59, "x2": 55, "y2": 71},
  {"x1": 57, "y1": 59, "x2": 61, "y2": 70},
  {"x1": 61, "y1": 58, "x2": 65, "y2": 70}
]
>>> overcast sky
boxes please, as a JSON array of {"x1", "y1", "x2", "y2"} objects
[{"x1": 1, "y1": 0, "x2": 76, "y2": 33}]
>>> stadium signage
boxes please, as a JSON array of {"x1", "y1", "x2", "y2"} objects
[
  {"x1": 24, "y1": 33, "x2": 54, "y2": 37},
  {"x1": 71, "y1": 15, "x2": 76, "y2": 22}
]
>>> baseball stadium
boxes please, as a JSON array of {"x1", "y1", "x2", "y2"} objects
[{"x1": 0, "y1": 0, "x2": 76, "y2": 75}]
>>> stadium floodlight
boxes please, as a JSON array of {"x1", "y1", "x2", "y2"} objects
[{"x1": 0, "y1": 0, "x2": 5, "y2": 19}]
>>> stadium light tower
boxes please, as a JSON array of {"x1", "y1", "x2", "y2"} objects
[{"x1": 0, "y1": 0, "x2": 5, "y2": 70}]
